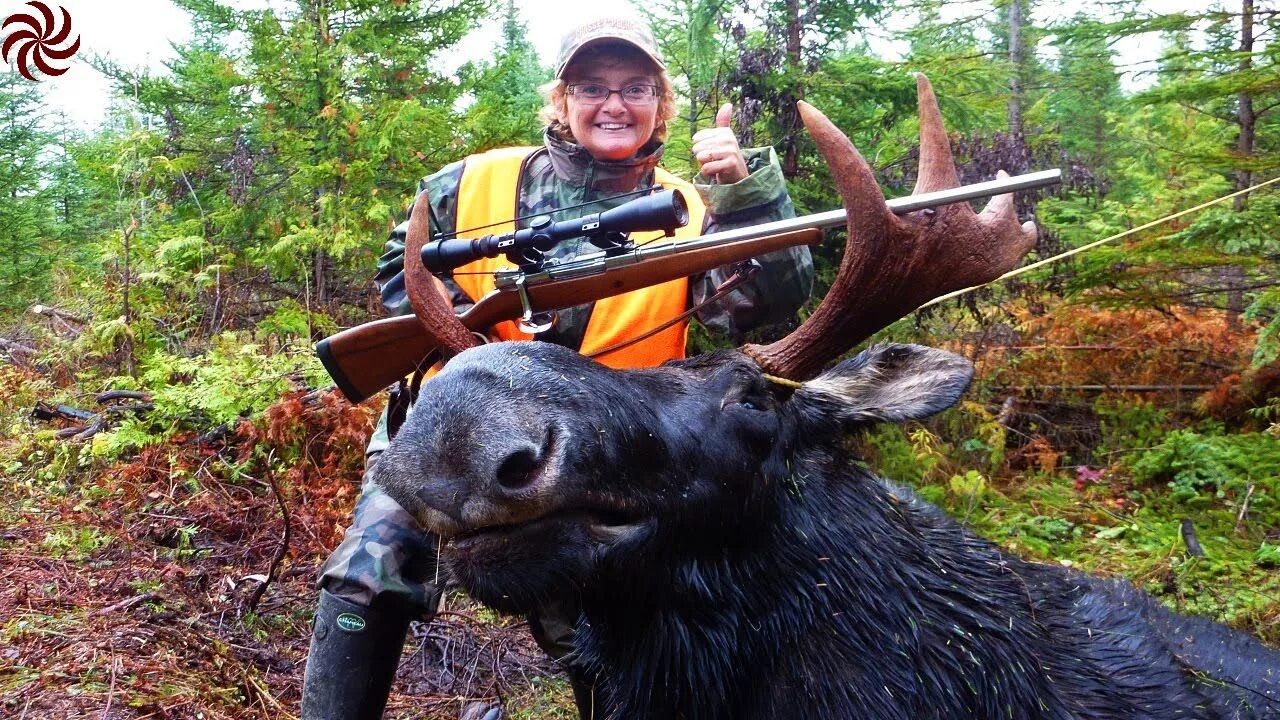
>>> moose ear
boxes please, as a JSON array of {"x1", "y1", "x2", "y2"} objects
[{"x1": 790, "y1": 344, "x2": 973, "y2": 429}]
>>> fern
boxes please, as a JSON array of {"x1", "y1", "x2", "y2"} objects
[
  {"x1": 92, "y1": 333, "x2": 326, "y2": 458},
  {"x1": 1245, "y1": 288, "x2": 1280, "y2": 368},
  {"x1": 1129, "y1": 430, "x2": 1280, "y2": 506}
]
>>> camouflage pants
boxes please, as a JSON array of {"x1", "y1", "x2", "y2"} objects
[
  {"x1": 317, "y1": 452, "x2": 444, "y2": 615},
  {"x1": 316, "y1": 454, "x2": 576, "y2": 658}
]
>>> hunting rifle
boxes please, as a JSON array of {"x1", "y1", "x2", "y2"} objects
[{"x1": 316, "y1": 168, "x2": 1061, "y2": 404}]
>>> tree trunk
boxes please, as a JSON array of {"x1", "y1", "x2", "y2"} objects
[
  {"x1": 781, "y1": 0, "x2": 804, "y2": 177},
  {"x1": 121, "y1": 217, "x2": 136, "y2": 378},
  {"x1": 310, "y1": 0, "x2": 332, "y2": 305},
  {"x1": 688, "y1": 99, "x2": 700, "y2": 144},
  {"x1": 1007, "y1": 0, "x2": 1025, "y2": 141},
  {"x1": 1226, "y1": 0, "x2": 1255, "y2": 329},
  {"x1": 1233, "y1": 0, "x2": 1255, "y2": 212},
  {"x1": 313, "y1": 247, "x2": 329, "y2": 307}
]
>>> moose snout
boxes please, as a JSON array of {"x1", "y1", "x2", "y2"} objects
[
  {"x1": 411, "y1": 424, "x2": 562, "y2": 533},
  {"x1": 495, "y1": 446, "x2": 542, "y2": 491}
]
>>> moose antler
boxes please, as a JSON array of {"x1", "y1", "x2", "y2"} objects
[
  {"x1": 743, "y1": 74, "x2": 1037, "y2": 380},
  {"x1": 404, "y1": 190, "x2": 482, "y2": 360}
]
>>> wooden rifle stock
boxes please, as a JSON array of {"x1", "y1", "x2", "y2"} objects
[{"x1": 317, "y1": 227, "x2": 822, "y2": 403}]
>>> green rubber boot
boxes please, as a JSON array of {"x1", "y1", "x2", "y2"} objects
[{"x1": 300, "y1": 590, "x2": 412, "y2": 720}]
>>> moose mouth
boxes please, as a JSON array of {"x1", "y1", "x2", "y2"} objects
[
  {"x1": 443, "y1": 507, "x2": 646, "y2": 556},
  {"x1": 439, "y1": 506, "x2": 650, "y2": 613}
]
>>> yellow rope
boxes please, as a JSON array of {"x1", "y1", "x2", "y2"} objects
[
  {"x1": 763, "y1": 373, "x2": 805, "y2": 389},
  {"x1": 919, "y1": 174, "x2": 1280, "y2": 310}
]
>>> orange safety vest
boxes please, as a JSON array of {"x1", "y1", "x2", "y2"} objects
[{"x1": 450, "y1": 147, "x2": 707, "y2": 369}]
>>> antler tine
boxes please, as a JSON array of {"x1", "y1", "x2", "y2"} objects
[
  {"x1": 744, "y1": 75, "x2": 1037, "y2": 382},
  {"x1": 979, "y1": 170, "x2": 1039, "y2": 267},
  {"x1": 404, "y1": 191, "x2": 482, "y2": 360},
  {"x1": 913, "y1": 74, "x2": 961, "y2": 194},
  {"x1": 742, "y1": 100, "x2": 898, "y2": 381}
]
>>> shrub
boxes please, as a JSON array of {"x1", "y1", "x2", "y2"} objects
[{"x1": 1128, "y1": 430, "x2": 1280, "y2": 507}]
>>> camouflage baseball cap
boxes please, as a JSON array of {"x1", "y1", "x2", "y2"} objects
[{"x1": 555, "y1": 16, "x2": 666, "y2": 78}]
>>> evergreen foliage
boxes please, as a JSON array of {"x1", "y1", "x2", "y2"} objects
[
  {"x1": 0, "y1": 73, "x2": 54, "y2": 311},
  {"x1": 455, "y1": 0, "x2": 550, "y2": 152}
]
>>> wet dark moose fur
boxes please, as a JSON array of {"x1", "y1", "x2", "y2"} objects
[{"x1": 376, "y1": 341, "x2": 1280, "y2": 719}]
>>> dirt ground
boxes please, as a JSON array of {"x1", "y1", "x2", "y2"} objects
[{"x1": 1, "y1": 390, "x2": 573, "y2": 719}]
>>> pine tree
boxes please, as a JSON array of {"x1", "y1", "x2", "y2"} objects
[
  {"x1": 1124, "y1": 2, "x2": 1279, "y2": 329},
  {"x1": 644, "y1": 0, "x2": 735, "y2": 174},
  {"x1": 1130, "y1": 1, "x2": 1279, "y2": 197},
  {"x1": 87, "y1": 0, "x2": 489, "y2": 331},
  {"x1": 1042, "y1": 14, "x2": 1124, "y2": 175},
  {"x1": 0, "y1": 73, "x2": 53, "y2": 312},
  {"x1": 456, "y1": 0, "x2": 548, "y2": 153},
  {"x1": 650, "y1": 0, "x2": 885, "y2": 179}
]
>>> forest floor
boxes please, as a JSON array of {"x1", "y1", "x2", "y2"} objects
[
  {"x1": 3, "y1": 306, "x2": 1279, "y2": 718},
  {"x1": 0, "y1": 390, "x2": 575, "y2": 719}
]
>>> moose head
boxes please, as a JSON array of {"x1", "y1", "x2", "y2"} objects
[
  {"x1": 374, "y1": 75, "x2": 1280, "y2": 719},
  {"x1": 379, "y1": 339, "x2": 972, "y2": 613}
]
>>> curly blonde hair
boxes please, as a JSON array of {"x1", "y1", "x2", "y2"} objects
[{"x1": 540, "y1": 42, "x2": 678, "y2": 146}]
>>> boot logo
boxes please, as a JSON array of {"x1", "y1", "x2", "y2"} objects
[{"x1": 335, "y1": 612, "x2": 367, "y2": 633}]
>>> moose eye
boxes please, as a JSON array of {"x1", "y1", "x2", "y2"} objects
[{"x1": 722, "y1": 392, "x2": 770, "y2": 413}]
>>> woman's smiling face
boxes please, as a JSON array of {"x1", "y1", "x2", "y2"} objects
[{"x1": 563, "y1": 54, "x2": 659, "y2": 162}]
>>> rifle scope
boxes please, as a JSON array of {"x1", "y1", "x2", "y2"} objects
[{"x1": 421, "y1": 189, "x2": 689, "y2": 274}]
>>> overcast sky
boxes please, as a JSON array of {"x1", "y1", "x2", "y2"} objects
[{"x1": 4, "y1": 0, "x2": 1206, "y2": 131}]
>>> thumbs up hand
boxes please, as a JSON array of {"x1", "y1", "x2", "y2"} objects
[{"x1": 692, "y1": 103, "x2": 749, "y2": 185}]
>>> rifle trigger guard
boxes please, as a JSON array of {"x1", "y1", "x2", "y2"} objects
[{"x1": 514, "y1": 275, "x2": 555, "y2": 334}]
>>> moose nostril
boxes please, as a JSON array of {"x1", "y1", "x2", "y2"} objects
[{"x1": 496, "y1": 449, "x2": 539, "y2": 490}]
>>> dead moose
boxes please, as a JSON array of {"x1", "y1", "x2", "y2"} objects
[{"x1": 375, "y1": 76, "x2": 1280, "y2": 719}]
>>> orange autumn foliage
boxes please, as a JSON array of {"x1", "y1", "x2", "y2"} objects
[{"x1": 973, "y1": 306, "x2": 1254, "y2": 394}]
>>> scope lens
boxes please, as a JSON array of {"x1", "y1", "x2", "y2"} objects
[{"x1": 671, "y1": 190, "x2": 689, "y2": 227}]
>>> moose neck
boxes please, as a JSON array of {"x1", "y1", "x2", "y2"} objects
[{"x1": 571, "y1": 458, "x2": 1075, "y2": 719}]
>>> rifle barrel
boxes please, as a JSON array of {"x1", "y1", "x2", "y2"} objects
[
  {"x1": 666, "y1": 169, "x2": 1062, "y2": 247},
  {"x1": 500, "y1": 169, "x2": 1062, "y2": 289}
]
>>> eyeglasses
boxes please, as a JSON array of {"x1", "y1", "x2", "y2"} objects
[{"x1": 566, "y1": 83, "x2": 660, "y2": 105}]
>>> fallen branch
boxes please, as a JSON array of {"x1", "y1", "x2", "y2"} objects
[
  {"x1": 996, "y1": 396, "x2": 1017, "y2": 430},
  {"x1": 245, "y1": 465, "x2": 291, "y2": 614},
  {"x1": 34, "y1": 395, "x2": 153, "y2": 442},
  {"x1": 28, "y1": 304, "x2": 86, "y2": 338},
  {"x1": 1236, "y1": 483, "x2": 1256, "y2": 532},
  {"x1": 97, "y1": 389, "x2": 152, "y2": 403},
  {"x1": 91, "y1": 592, "x2": 158, "y2": 617},
  {"x1": 198, "y1": 424, "x2": 231, "y2": 444},
  {"x1": 302, "y1": 386, "x2": 337, "y2": 406},
  {"x1": 101, "y1": 652, "x2": 118, "y2": 720},
  {"x1": 56, "y1": 416, "x2": 106, "y2": 441},
  {"x1": 104, "y1": 403, "x2": 154, "y2": 416},
  {"x1": 33, "y1": 402, "x2": 96, "y2": 423},
  {"x1": 243, "y1": 670, "x2": 294, "y2": 718},
  {"x1": 29, "y1": 304, "x2": 86, "y2": 324},
  {"x1": 0, "y1": 338, "x2": 36, "y2": 357},
  {"x1": 69, "y1": 417, "x2": 108, "y2": 442}
]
